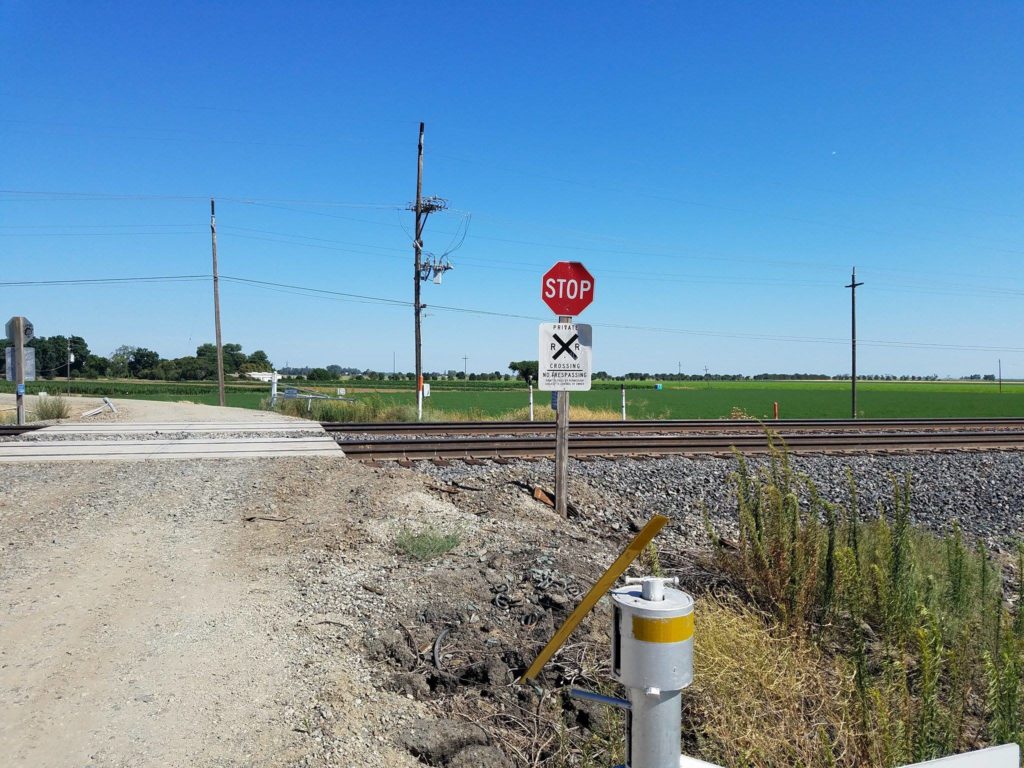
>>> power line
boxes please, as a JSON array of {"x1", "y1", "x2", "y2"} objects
[
  {"x1": 210, "y1": 224, "x2": 1024, "y2": 299},
  {"x1": 0, "y1": 275, "x2": 208, "y2": 287},
  {"x1": 223, "y1": 196, "x2": 1024, "y2": 287},
  {"x1": 0, "y1": 231, "x2": 205, "y2": 237},
  {"x1": 4, "y1": 270, "x2": 1019, "y2": 353},
  {"x1": 218, "y1": 274, "x2": 1024, "y2": 353},
  {"x1": 0, "y1": 189, "x2": 403, "y2": 209}
]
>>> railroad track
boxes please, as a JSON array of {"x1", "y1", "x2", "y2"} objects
[
  {"x1": 323, "y1": 417, "x2": 1024, "y2": 437},
  {"x1": 337, "y1": 428, "x2": 1024, "y2": 461}
]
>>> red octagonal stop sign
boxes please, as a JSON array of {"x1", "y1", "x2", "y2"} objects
[{"x1": 541, "y1": 261, "x2": 595, "y2": 316}]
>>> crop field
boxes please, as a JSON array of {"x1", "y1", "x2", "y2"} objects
[
  {"x1": 4, "y1": 378, "x2": 1022, "y2": 420},
  {"x1": 364, "y1": 380, "x2": 1024, "y2": 420}
]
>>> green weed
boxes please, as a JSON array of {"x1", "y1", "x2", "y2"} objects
[
  {"x1": 707, "y1": 437, "x2": 1024, "y2": 765},
  {"x1": 395, "y1": 526, "x2": 461, "y2": 561}
]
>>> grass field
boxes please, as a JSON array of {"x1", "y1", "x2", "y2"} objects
[{"x1": 3, "y1": 378, "x2": 1022, "y2": 419}]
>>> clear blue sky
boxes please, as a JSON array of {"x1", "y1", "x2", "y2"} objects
[{"x1": 2, "y1": 1, "x2": 1021, "y2": 377}]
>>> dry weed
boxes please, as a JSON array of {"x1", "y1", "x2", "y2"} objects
[
  {"x1": 687, "y1": 595, "x2": 860, "y2": 767},
  {"x1": 500, "y1": 405, "x2": 624, "y2": 422}
]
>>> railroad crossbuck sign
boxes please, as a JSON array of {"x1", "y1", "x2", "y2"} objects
[
  {"x1": 541, "y1": 261, "x2": 594, "y2": 316},
  {"x1": 538, "y1": 322, "x2": 592, "y2": 391}
]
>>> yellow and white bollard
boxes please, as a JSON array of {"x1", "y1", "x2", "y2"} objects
[{"x1": 610, "y1": 576, "x2": 694, "y2": 768}]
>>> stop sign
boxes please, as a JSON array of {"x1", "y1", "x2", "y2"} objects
[{"x1": 541, "y1": 261, "x2": 595, "y2": 316}]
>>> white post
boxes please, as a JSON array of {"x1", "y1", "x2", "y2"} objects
[
  {"x1": 529, "y1": 382, "x2": 534, "y2": 421},
  {"x1": 621, "y1": 383, "x2": 626, "y2": 421},
  {"x1": 270, "y1": 372, "x2": 279, "y2": 407}
]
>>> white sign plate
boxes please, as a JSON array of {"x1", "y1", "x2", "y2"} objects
[
  {"x1": 5, "y1": 347, "x2": 36, "y2": 381},
  {"x1": 538, "y1": 322, "x2": 592, "y2": 391},
  {"x1": 898, "y1": 744, "x2": 1019, "y2": 768},
  {"x1": 680, "y1": 744, "x2": 1019, "y2": 768}
]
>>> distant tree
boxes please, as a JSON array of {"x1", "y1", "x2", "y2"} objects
[
  {"x1": 128, "y1": 348, "x2": 161, "y2": 378},
  {"x1": 109, "y1": 345, "x2": 136, "y2": 378},
  {"x1": 151, "y1": 359, "x2": 181, "y2": 381},
  {"x1": 307, "y1": 368, "x2": 332, "y2": 381},
  {"x1": 247, "y1": 350, "x2": 273, "y2": 371},
  {"x1": 508, "y1": 360, "x2": 539, "y2": 381},
  {"x1": 173, "y1": 356, "x2": 209, "y2": 380},
  {"x1": 82, "y1": 354, "x2": 110, "y2": 378}
]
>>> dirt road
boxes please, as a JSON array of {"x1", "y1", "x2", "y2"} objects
[{"x1": 0, "y1": 457, "x2": 425, "y2": 768}]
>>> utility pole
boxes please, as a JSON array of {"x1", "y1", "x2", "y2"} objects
[
  {"x1": 998, "y1": 358, "x2": 1002, "y2": 393},
  {"x1": 409, "y1": 122, "x2": 447, "y2": 421},
  {"x1": 12, "y1": 318, "x2": 26, "y2": 425},
  {"x1": 462, "y1": 355, "x2": 469, "y2": 378},
  {"x1": 413, "y1": 124, "x2": 425, "y2": 421},
  {"x1": 210, "y1": 198, "x2": 226, "y2": 407},
  {"x1": 555, "y1": 315, "x2": 571, "y2": 518},
  {"x1": 845, "y1": 267, "x2": 864, "y2": 419},
  {"x1": 67, "y1": 336, "x2": 71, "y2": 391}
]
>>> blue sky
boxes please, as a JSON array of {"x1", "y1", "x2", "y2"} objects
[{"x1": 2, "y1": 1, "x2": 1021, "y2": 377}]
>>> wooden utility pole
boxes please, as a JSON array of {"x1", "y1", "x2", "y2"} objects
[
  {"x1": 13, "y1": 318, "x2": 26, "y2": 425},
  {"x1": 210, "y1": 198, "x2": 226, "y2": 407},
  {"x1": 462, "y1": 355, "x2": 469, "y2": 378},
  {"x1": 413, "y1": 123, "x2": 425, "y2": 421},
  {"x1": 6, "y1": 317, "x2": 32, "y2": 425},
  {"x1": 554, "y1": 315, "x2": 572, "y2": 518},
  {"x1": 845, "y1": 267, "x2": 865, "y2": 418}
]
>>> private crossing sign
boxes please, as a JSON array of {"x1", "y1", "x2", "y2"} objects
[{"x1": 538, "y1": 322, "x2": 592, "y2": 391}]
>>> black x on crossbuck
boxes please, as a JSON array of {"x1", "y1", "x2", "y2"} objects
[{"x1": 552, "y1": 333, "x2": 579, "y2": 360}]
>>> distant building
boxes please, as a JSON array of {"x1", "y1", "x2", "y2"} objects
[{"x1": 245, "y1": 371, "x2": 279, "y2": 382}]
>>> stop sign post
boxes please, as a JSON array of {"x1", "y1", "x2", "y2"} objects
[
  {"x1": 540, "y1": 262, "x2": 595, "y2": 518},
  {"x1": 542, "y1": 261, "x2": 594, "y2": 317}
]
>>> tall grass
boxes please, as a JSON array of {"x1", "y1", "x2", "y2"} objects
[
  {"x1": 33, "y1": 396, "x2": 71, "y2": 421},
  {"x1": 271, "y1": 395, "x2": 490, "y2": 422},
  {"x1": 270, "y1": 396, "x2": 623, "y2": 423},
  {"x1": 706, "y1": 438, "x2": 1023, "y2": 765}
]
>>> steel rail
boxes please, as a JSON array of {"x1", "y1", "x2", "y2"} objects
[
  {"x1": 338, "y1": 429, "x2": 1024, "y2": 461},
  {"x1": 323, "y1": 417, "x2": 1024, "y2": 436},
  {"x1": 0, "y1": 424, "x2": 44, "y2": 437}
]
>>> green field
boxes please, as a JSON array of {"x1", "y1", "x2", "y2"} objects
[
  {"x1": 4, "y1": 378, "x2": 1022, "y2": 420},
  {"x1": 349, "y1": 380, "x2": 1024, "y2": 419}
]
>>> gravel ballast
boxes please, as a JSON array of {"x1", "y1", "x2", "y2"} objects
[{"x1": 410, "y1": 451, "x2": 1024, "y2": 550}]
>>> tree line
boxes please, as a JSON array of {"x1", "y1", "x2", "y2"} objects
[{"x1": 0, "y1": 335, "x2": 272, "y2": 381}]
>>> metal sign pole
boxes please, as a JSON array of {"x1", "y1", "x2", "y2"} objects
[
  {"x1": 13, "y1": 317, "x2": 26, "y2": 426},
  {"x1": 555, "y1": 314, "x2": 571, "y2": 517}
]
